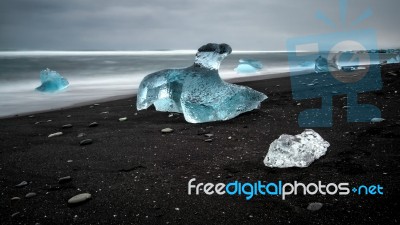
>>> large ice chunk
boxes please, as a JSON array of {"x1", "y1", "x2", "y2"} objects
[
  {"x1": 36, "y1": 68, "x2": 69, "y2": 92},
  {"x1": 234, "y1": 59, "x2": 263, "y2": 74},
  {"x1": 137, "y1": 43, "x2": 268, "y2": 123},
  {"x1": 264, "y1": 129, "x2": 330, "y2": 168}
]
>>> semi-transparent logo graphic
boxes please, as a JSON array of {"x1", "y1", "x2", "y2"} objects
[
  {"x1": 188, "y1": 178, "x2": 384, "y2": 200},
  {"x1": 286, "y1": 0, "x2": 382, "y2": 127}
]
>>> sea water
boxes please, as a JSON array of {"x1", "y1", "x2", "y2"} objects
[{"x1": 0, "y1": 51, "x2": 391, "y2": 117}]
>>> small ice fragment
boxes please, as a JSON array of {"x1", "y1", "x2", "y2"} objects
[
  {"x1": 371, "y1": 118, "x2": 385, "y2": 123},
  {"x1": 137, "y1": 43, "x2": 267, "y2": 123},
  {"x1": 234, "y1": 59, "x2": 263, "y2": 74},
  {"x1": 264, "y1": 129, "x2": 330, "y2": 168},
  {"x1": 119, "y1": 117, "x2": 127, "y2": 122},
  {"x1": 36, "y1": 68, "x2": 69, "y2": 92},
  {"x1": 239, "y1": 59, "x2": 263, "y2": 69},
  {"x1": 234, "y1": 64, "x2": 259, "y2": 74},
  {"x1": 314, "y1": 56, "x2": 329, "y2": 73}
]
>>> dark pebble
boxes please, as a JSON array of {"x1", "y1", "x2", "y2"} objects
[
  {"x1": 89, "y1": 122, "x2": 98, "y2": 127},
  {"x1": 58, "y1": 176, "x2": 72, "y2": 184},
  {"x1": 204, "y1": 133, "x2": 214, "y2": 138},
  {"x1": 15, "y1": 181, "x2": 28, "y2": 188},
  {"x1": 307, "y1": 202, "x2": 323, "y2": 211},
  {"x1": 80, "y1": 139, "x2": 93, "y2": 146},
  {"x1": 25, "y1": 192, "x2": 37, "y2": 198}
]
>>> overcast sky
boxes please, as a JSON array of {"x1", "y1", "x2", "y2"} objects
[{"x1": 0, "y1": 0, "x2": 398, "y2": 51}]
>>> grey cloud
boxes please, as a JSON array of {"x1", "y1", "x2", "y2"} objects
[{"x1": 0, "y1": 0, "x2": 398, "y2": 50}]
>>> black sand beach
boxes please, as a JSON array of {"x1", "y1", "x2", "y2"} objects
[{"x1": 1, "y1": 64, "x2": 399, "y2": 224}]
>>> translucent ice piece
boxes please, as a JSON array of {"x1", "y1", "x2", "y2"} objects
[
  {"x1": 137, "y1": 43, "x2": 268, "y2": 123},
  {"x1": 234, "y1": 59, "x2": 263, "y2": 74},
  {"x1": 264, "y1": 129, "x2": 330, "y2": 168},
  {"x1": 314, "y1": 56, "x2": 329, "y2": 73},
  {"x1": 36, "y1": 68, "x2": 69, "y2": 92},
  {"x1": 386, "y1": 55, "x2": 400, "y2": 64}
]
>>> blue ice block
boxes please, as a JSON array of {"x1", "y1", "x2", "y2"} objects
[
  {"x1": 137, "y1": 43, "x2": 268, "y2": 123},
  {"x1": 36, "y1": 68, "x2": 69, "y2": 93}
]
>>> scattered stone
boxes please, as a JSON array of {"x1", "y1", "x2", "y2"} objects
[
  {"x1": 67, "y1": 115, "x2": 71, "y2": 118},
  {"x1": 119, "y1": 117, "x2": 127, "y2": 122},
  {"x1": 48, "y1": 132, "x2": 63, "y2": 138},
  {"x1": 77, "y1": 133, "x2": 86, "y2": 138},
  {"x1": 62, "y1": 124, "x2": 73, "y2": 129},
  {"x1": 100, "y1": 111, "x2": 109, "y2": 114},
  {"x1": 88, "y1": 122, "x2": 98, "y2": 127},
  {"x1": 28, "y1": 115, "x2": 35, "y2": 118},
  {"x1": 80, "y1": 139, "x2": 93, "y2": 146},
  {"x1": 161, "y1": 128, "x2": 174, "y2": 133},
  {"x1": 204, "y1": 139, "x2": 213, "y2": 142},
  {"x1": 371, "y1": 118, "x2": 385, "y2": 123},
  {"x1": 15, "y1": 181, "x2": 28, "y2": 188},
  {"x1": 67, "y1": 160, "x2": 73, "y2": 163},
  {"x1": 175, "y1": 208, "x2": 180, "y2": 211},
  {"x1": 204, "y1": 133, "x2": 214, "y2": 138},
  {"x1": 307, "y1": 202, "x2": 323, "y2": 211},
  {"x1": 59, "y1": 176, "x2": 72, "y2": 184},
  {"x1": 68, "y1": 193, "x2": 92, "y2": 204},
  {"x1": 11, "y1": 212, "x2": 20, "y2": 217},
  {"x1": 168, "y1": 113, "x2": 174, "y2": 117},
  {"x1": 93, "y1": 103, "x2": 100, "y2": 106},
  {"x1": 11, "y1": 197, "x2": 21, "y2": 201},
  {"x1": 25, "y1": 192, "x2": 37, "y2": 198}
]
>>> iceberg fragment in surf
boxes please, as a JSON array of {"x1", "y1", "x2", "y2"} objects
[
  {"x1": 136, "y1": 43, "x2": 268, "y2": 123},
  {"x1": 314, "y1": 56, "x2": 329, "y2": 73},
  {"x1": 234, "y1": 59, "x2": 263, "y2": 74},
  {"x1": 385, "y1": 55, "x2": 400, "y2": 64},
  {"x1": 264, "y1": 129, "x2": 330, "y2": 168},
  {"x1": 36, "y1": 68, "x2": 69, "y2": 92}
]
